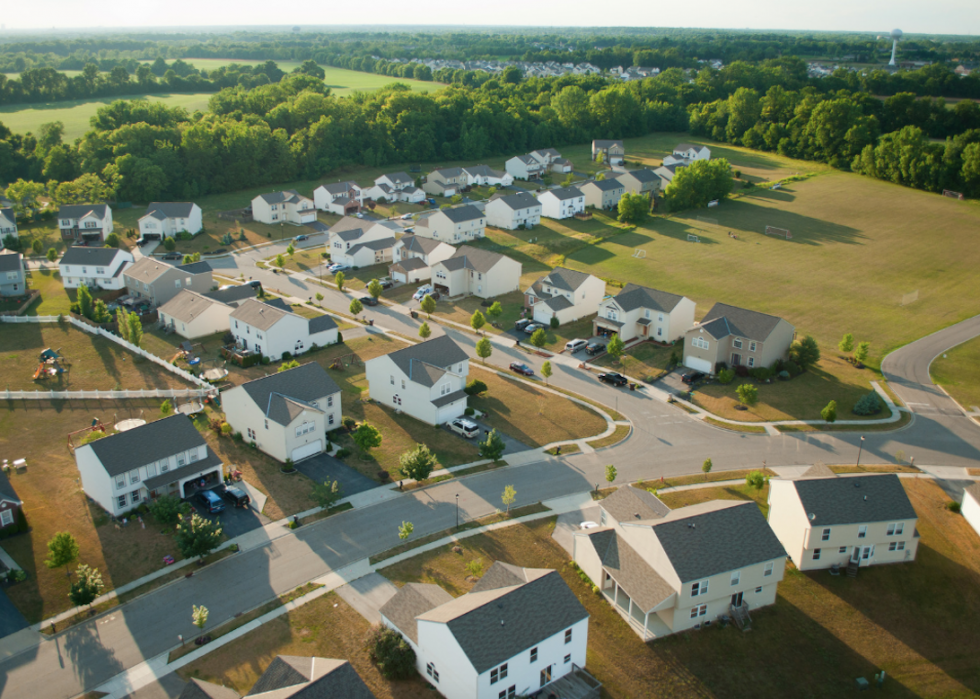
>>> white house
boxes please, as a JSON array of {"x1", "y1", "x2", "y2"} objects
[
  {"x1": 0, "y1": 251, "x2": 26, "y2": 297},
  {"x1": 663, "y1": 143, "x2": 711, "y2": 167},
  {"x1": 230, "y1": 298, "x2": 338, "y2": 360},
  {"x1": 431, "y1": 246, "x2": 522, "y2": 300},
  {"x1": 58, "y1": 204, "x2": 113, "y2": 243},
  {"x1": 313, "y1": 181, "x2": 364, "y2": 216},
  {"x1": 327, "y1": 217, "x2": 396, "y2": 268},
  {"x1": 423, "y1": 167, "x2": 467, "y2": 197},
  {"x1": 594, "y1": 283, "x2": 695, "y2": 343},
  {"x1": 379, "y1": 562, "x2": 594, "y2": 699},
  {"x1": 537, "y1": 187, "x2": 585, "y2": 220},
  {"x1": 525, "y1": 267, "x2": 605, "y2": 326},
  {"x1": 223, "y1": 363, "x2": 342, "y2": 463},
  {"x1": 462, "y1": 165, "x2": 513, "y2": 187},
  {"x1": 573, "y1": 486, "x2": 787, "y2": 639},
  {"x1": 389, "y1": 235, "x2": 456, "y2": 284},
  {"x1": 505, "y1": 154, "x2": 545, "y2": 181},
  {"x1": 59, "y1": 246, "x2": 134, "y2": 290},
  {"x1": 485, "y1": 192, "x2": 542, "y2": 231},
  {"x1": 365, "y1": 335, "x2": 470, "y2": 425},
  {"x1": 962, "y1": 483, "x2": 980, "y2": 539},
  {"x1": 138, "y1": 202, "x2": 202, "y2": 240},
  {"x1": 157, "y1": 286, "x2": 255, "y2": 340},
  {"x1": 0, "y1": 207, "x2": 16, "y2": 240},
  {"x1": 251, "y1": 190, "x2": 317, "y2": 226},
  {"x1": 413, "y1": 205, "x2": 485, "y2": 244},
  {"x1": 767, "y1": 470, "x2": 920, "y2": 572},
  {"x1": 365, "y1": 173, "x2": 426, "y2": 204},
  {"x1": 74, "y1": 415, "x2": 224, "y2": 517}
]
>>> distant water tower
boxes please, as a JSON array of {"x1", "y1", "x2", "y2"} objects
[{"x1": 888, "y1": 29, "x2": 903, "y2": 66}]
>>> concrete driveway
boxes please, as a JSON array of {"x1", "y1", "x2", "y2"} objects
[
  {"x1": 0, "y1": 588, "x2": 28, "y2": 637},
  {"x1": 295, "y1": 453, "x2": 378, "y2": 497},
  {"x1": 335, "y1": 572, "x2": 399, "y2": 625},
  {"x1": 189, "y1": 488, "x2": 270, "y2": 540},
  {"x1": 658, "y1": 367, "x2": 702, "y2": 396}
]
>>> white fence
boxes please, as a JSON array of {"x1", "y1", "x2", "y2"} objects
[
  {"x1": 2, "y1": 315, "x2": 216, "y2": 397},
  {"x1": 2, "y1": 387, "x2": 210, "y2": 401}
]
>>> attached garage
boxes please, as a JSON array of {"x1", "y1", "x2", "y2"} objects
[
  {"x1": 684, "y1": 356, "x2": 713, "y2": 373},
  {"x1": 291, "y1": 440, "x2": 323, "y2": 462}
]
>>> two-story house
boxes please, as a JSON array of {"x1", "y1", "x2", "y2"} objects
[
  {"x1": 423, "y1": 167, "x2": 467, "y2": 197},
  {"x1": 157, "y1": 285, "x2": 256, "y2": 340},
  {"x1": 613, "y1": 169, "x2": 661, "y2": 197},
  {"x1": 414, "y1": 205, "x2": 485, "y2": 244},
  {"x1": 485, "y1": 192, "x2": 542, "y2": 230},
  {"x1": 0, "y1": 206, "x2": 16, "y2": 240},
  {"x1": 592, "y1": 140, "x2": 625, "y2": 165},
  {"x1": 365, "y1": 335, "x2": 470, "y2": 425},
  {"x1": 380, "y1": 562, "x2": 594, "y2": 699},
  {"x1": 365, "y1": 173, "x2": 426, "y2": 204},
  {"x1": 529, "y1": 148, "x2": 573, "y2": 173},
  {"x1": 223, "y1": 363, "x2": 341, "y2": 463},
  {"x1": 389, "y1": 235, "x2": 456, "y2": 284},
  {"x1": 462, "y1": 165, "x2": 513, "y2": 187},
  {"x1": 313, "y1": 181, "x2": 364, "y2": 216},
  {"x1": 594, "y1": 283, "x2": 695, "y2": 343},
  {"x1": 683, "y1": 302, "x2": 796, "y2": 374},
  {"x1": 180, "y1": 656, "x2": 377, "y2": 699},
  {"x1": 251, "y1": 190, "x2": 317, "y2": 226},
  {"x1": 123, "y1": 258, "x2": 213, "y2": 307},
  {"x1": 431, "y1": 246, "x2": 522, "y2": 300},
  {"x1": 229, "y1": 298, "x2": 338, "y2": 360},
  {"x1": 505, "y1": 154, "x2": 545, "y2": 181},
  {"x1": 768, "y1": 471, "x2": 920, "y2": 571},
  {"x1": 0, "y1": 250, "x2": 26, "y2": 297},
  {"x1": 59, "y1": 246, "x2": 134, "y2": 290},
  {"x1": 138, "y1": 202, "x2": 203, "y2": 240},
  {"x1": 0, "y1": 469, "x2": 24, "y2": 536},
  {"x1": 326, "y1": 217, "x2": 396, "y2": 268},
  {"x1": 537, "y1": 187, "x2": 585, "y2": 220},
  {"x1": 74, "y1": 415, "x2": 224, "y2": 516},
  {"x1": 58, "y1": 204, "x2": 113, "y2": 243},
  {"x1": 663, "y1": 143, "x2": 711, "y2": 167},
  {"x1": 653, "y1": 163, "x2": 684, "y2": 187},
  {"x1": 574, "y1": 486, "x2": 787, "y2": 639},
  {"x1": 580, "y1": 179, "x2": 625, "y2": 210},
  {"x1": 525, "y1": 267, "x2": 605, "y2": 326}
]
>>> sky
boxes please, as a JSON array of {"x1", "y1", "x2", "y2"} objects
[{"x1": 1, "y1": 0, "x2": 978, "y2": 36}]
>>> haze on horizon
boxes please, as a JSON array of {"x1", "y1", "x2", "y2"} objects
[{"x1": 1, "y1": 0, "x2": 979, "y2": 37}]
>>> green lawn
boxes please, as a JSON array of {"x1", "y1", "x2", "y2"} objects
[
  {"x1": 595, "y1": 341, "x2": 676, "y2": 381},
  {"x1": 930, "y1": 336, "x2": 980, "y2": 411}
]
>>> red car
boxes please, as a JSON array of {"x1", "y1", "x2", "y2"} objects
[{"x1": 509, "y1": 362, "x2": 535, "y2": 377}]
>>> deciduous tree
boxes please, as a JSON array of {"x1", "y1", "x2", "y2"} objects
[
  {"x1": 352, "y1": 422, "x2": 382, "y2": 456},
  {"x1": 479, "y1": 429, "x2": 506, "y2": 462},
  {"x1": 501, "y1": 485, "x2": 516, "y2": 513},
  {"x1": 174, "y1": 513, "x2": 222, "y2": 562},
  {"x1": 399, "y1": 443, "x2": 437, "y2": 482},
  {"x1": 45, "y1": 532, "x2": 79, "y2": 581},
  {"x1": 418, "y1": 321, "x2": 431, "y2": 339},
  {"x1": 475, "y1": 336, "x2": 492, "y2": 364},
  {"x1": 541, "y1": 360, "x2": 552, "y2": 385}
]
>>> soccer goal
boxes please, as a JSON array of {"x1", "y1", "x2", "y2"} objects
[
  {"x1": 632, "y1": 249, "x2": 647, "y2": 259},
  {"x1": 900, "y1": 290, "x2": 919, "y2": 306},
  {"x1": 687, "y1": 234, "x2": 700, "y2": 243},
  {"x1": 765, "y1": 226, "x2": 792, "y2": 240},
  {"x1": 696, "y1": 216, "x2": 718, "y2": 227}
]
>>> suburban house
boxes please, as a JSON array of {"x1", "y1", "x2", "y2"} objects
[
  {"x1": 767, "y1": 471, "x2": 920, "y2": 571},
  {"x1": 592, "y1": 140, "x2": 625, "y2": 165},
  {"x1": 59, "y1": 246, "x2": 134, "y2": 290},
  {"x1": 525, "y1": 267, "x2": 605, "y2": 326},
  {"x1": 573, "y1": 486, "x2": 787, "y2": 639},
  {"x1": 485, "y1": 191, "x2": 542, "y2": 230},
  {"x1": 365, "y1": 335, "x2": 470, "y2": 425},
  {"x1": 462, "y1": 165, "x2": 513, "y2": 187},
  {"x1": 594, "y1": 284, "x2": 696, "y2": 343},
  {"x1": 313, "y1": 181, "x2": 364, "y2": 216},
  {"x1": 683, "y1": 303, "x2": 796, "y2": 374},
  {"x1": 0, "y1": 469, "x2": 23, "y2": 535},
  {"x1": 664, "y1": 143, "x2": 711, "y2": 167},
  {"x1": 614, "y1": 169, "x2": 661, "y2": 196},
  {"x1": 505, "y1": 154, "x2": 545, "y2": 180},
  {"x1": 537, "y1": 187, "x2": 585, "y2": 220},
  {"x1": 389, "y1": 235, "x2": 456, "y2": 284},
  {"x1": 530, "y1": 148, "x2": 573, "y2": 173},
  {"x1": 366, "y1": 173, "x2": 426, "y2": 203},
  {"x1": 581, "y1": 179, "x2": 625, "y2": 210},
  {"x1": 0, "y1": 206, "x2": 16, "y2": 239},
  {"x1": 423, "y1": 167, "x2": 467, "y2": 197},
  {"x1": 326, "y1": 217, "x2": 396, "y2": 268},
  {"x1": 431, "y1": 246, "x2": 522, "y2": 300},
  {"x1": 138, "y1": 202, "x2": 203, "y2": 240},
  {"x1": 177, "y1": 656, "x2": 377, "y2": 699},
  {"x1": 157, "y1": 286, "x2": 255, "y2": 340},
  {"x1": 653, "y1": 163, "x2": 683, "y2": 187},
  {"x1": 0, "y1": 251, "x2": 27, "y2": 297},
  {"x1": 123, "y1": 258, "x2": 213, "y2": 307},
  {"x1": 414, "y1": 205, "x2": 485, "y2": 244},
  {"x1": 58, "y1": 204, "x2": 113, "y2": 243},
  {"x1": 223, "y1": 363, "x2": 341, "y2": 463},
  {"x1": 379, "y1": 562, "x2": 594, "y2": 699},
  {"x1": 251, "y1": 190, "x2": 317, "y2": 226},
  {"x1": 961, "y1": 483, "x2": 980, "y2": 539},
  {"x1": 229, "y1": 298, "x2": 338, "y2": 360},
  {"x1": 74, "y1": 415, "x2": 224, "y2": 517}
]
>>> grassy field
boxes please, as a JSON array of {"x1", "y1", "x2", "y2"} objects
[
  {"x1": 930, "y1": 336, "x2": 980, "y2": 411},
  {"x1": 594, "y1": 340, "x2": 675, "y2": 381}
]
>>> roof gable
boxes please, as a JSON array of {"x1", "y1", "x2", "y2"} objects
[
  {"x1": 698, "y1": 302, "x2": 787, "y2": 342},
  {"x1": 613, "y1": 283, "x2": 685, "y2": 313},
  {"x1": 239, "y1": 363, "x2": 340, "y2": 426},
  {"x1": 382, "y1": 335, "x2": 468, "y2": 387}
]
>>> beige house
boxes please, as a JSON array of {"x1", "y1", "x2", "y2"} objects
[
  {"x1": 580, "y1": 179, "x2": 625, "y2": 210},
  {"x1": 573, "y1": 486, "x2": 787, "y2": 640},
  {"x1": 525, "y1": 267, "x2": 605, "y2": 326},
  {"x1": 594, "y1": 284, "x2": 695, "y2": 343},
  {"x1": 414, "y1": 205, "x2": 485, "y2": 244},
  {"x1": 431, "y1": 246, "x2": 521, "y2": 300},
  {"x1": 768, "y1": 469, "x2": 920, "y2": 572},
  {"x1": 423, "y1": 167, "x2": 467, "y2": 197},
  {"x1": 123, "y1": 258, "x2": 213, "y2": 307},
  {"x1": 591, "y1": 140, "x2": 625, "y2": 165},
  {"x1": 389, "y1": 235, "x2": 456, "y2": 284},
  {"x1": 157, "y1": 286, "x2": 255, "y2": 340},
  {"x1": 614, "y1": 169, "x2": 661, "y2": 196},
  {"x1": 251, "y1": 190, "x2": 316, "y2": 225},
  {"x1": 223, "y1": 363, "x2": 341, "y2": 463},
  {"x1": 683, "y1": 303, "x2": 795, "y2": 374}
]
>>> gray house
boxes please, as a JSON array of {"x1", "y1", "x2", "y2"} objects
[
  {"x1": 0, "y1": 250, "x2": 26, "y2": 297},
  {"x1": 123, "y1": 257, "x2": 213, "y2": 307}
]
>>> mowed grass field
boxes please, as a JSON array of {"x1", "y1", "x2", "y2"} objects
[{"x1": 930, "y1": 336, "x2": 980, "y2": 411}]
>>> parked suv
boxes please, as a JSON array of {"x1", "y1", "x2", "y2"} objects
[
  {"x1": 565, "y1": 339, "x2": 588, "y2": 353},
  {"x1": 216, "y1": 484, "x2": 250, "y2": 508},
  {"x1": 449, "y1": 418, "x2": 481, "y2": 439},
  {"x1": 197, "y1": 489, "x2": 226, "y2": 514},
  {"x1": 681, "y1": 371, "x2": 706, "y2": 385}
]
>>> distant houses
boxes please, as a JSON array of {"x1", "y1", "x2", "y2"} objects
[
  {"x1": 58, "y1": 204, "x2": 113, "y2": 244},
  {"x1": 592, "y1": 140, "x2": 624, "y2": 165},
  {"x1": 313, "y1": 181, "x2": 364, "y2": 216},
  {"x1": 138, "y1": 202, "x2": 202, "y2": 240},
  {"x1": 423, "y1": 167, "x2": 468, "y2": 197},
  {"x1": 365, "y1": 173, "x2": 426, "y2": 204},
  {"x1": 462, "y1": 164, "x2": 513, "y2": 187},
  {"x1": 664, "y1": 143, "x2": 711, "y2": 167},
  {"x1": 506, "y1": 149, "x2": 571, "y2": 180},
  {"x1": 326, "y1": 216, "x2": 397, "y2": 268}
]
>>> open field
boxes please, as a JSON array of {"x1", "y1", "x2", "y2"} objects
[
  {"x1": 930, "y1": 336, "x2": 980, "y2": 411},
  {"x1": 594, "y1": 340, "x2": 675, "y2": 380}
]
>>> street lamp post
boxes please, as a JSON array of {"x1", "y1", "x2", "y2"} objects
[
  {"x1": 856, "y1": 436, "x2": 865, "y2": 468},
  {"x1": 455, "y1": 494, "x2": 460, "y2": 529}
]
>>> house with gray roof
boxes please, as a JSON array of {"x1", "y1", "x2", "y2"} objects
[
  {"x1": 74, "y1": 415, "x2": 224, "y2": 517},
  {"x1": 537, "y1": 186, "x2": 585, "y2": 220},
  {"x1": 230, "y1": 298, "x2": 338, "y2": 361},
  {"x1": 653, "y1": 162, "x2": 684, "y2": 186},
  {"x1": 462, "y1": 164, "x2": 513, "y2": 187},
  {"x1": 683, "y1": 302, "x2": 795, "y2": 374},
  {"x1": 365, "y1": 335, "x2": 470, "y2": 425},
  {"x1": 380, "y1": 562, "x2": 595, "y2": 699},
  {"x1": 580, "y1": 178, "x2": 625, "y2": 210},
  {"x1": 177, "y1": 655, "x2": 376, "y2": 699},
  {"x1": 414, "y1": 205, "x2": 486, "y2": 244},
  {"x1": 484, "y1": 191, "x2": 541, "y2": 231},
  {"x1": 58, "y1": 203, "x2": 113, "y2": 243},
  {"x1": 613, "y1": 169, "x2": 662, "y2": 196},
  {"x1": 431, "y1": 245, "x2": 522, "y2": 300},
  {"x1": 158, "y1": 285, "x2": 255, "y2": 340},
  {"x1": 138, "y1": 202, "x2": 202, "y2": 240},
  {"x1": 366, "y1": 173, "x2": 425, "y2": 204},
  {"x1": 0, "y1": 206, "x2": 17, "y2": 240},
  {"x1": 595, "y1": 283, "x2": 695, "y2": 343},
  {"x1": 59, "y1": 245, "x2": 134, "y2": 290},
  {"x1": 505, "y1": 153, "x2": 545, "y2": 180},
  {"x1": 664, "y1": 143, "x2": 711, "y2": 167},
  {"x1": 251, "y1": 190, "x2": 316, "y2": 226},
  {"x1": 0, "y1": 250, "x2": 26, "y2": 297},
  {"x1": 223, "y1": 363, "x2": 341, "y2": 463},
  {"x1": 313, "y1": 180, "x2": 364, "y2": 216},
  {"x1": 423, "y1": 167, "x2": 467, "y2": 197},
  {"x1": 574, "y1": 487, "x2": 787, "y2": 639},
  {"x1": 524, "y1": 267, "x2": 605, "y2": 327},
  {"x1": 390, "y1": 234, "x2": 456, "y2": 284},
  {"x1": 768, "y1": 473, "x2": 920, "y2": 571},
  {"x1": 326, "y1": 216, "x2": 397, "y2": 268},
  {"x1": 591, "y1": 139, "x2": 625, "y2": 165},
  {"x1": 123, "y1": 257, "x2": 214, "y2": 307}
]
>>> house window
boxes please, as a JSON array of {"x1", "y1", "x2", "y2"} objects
[
  {"x1": 821, "y1": 528, "x2": 831, "y2": 541},
  {"x1": 116, "y1": 475, "x2": 126, "y2": 490},
  {"x1": 490, "y1": 663, "x2": 508, "y2": 684},
  {"x1": 691, "y1": 579, "x2": 709, "y2": 596},
  {"x1": 750, "y1": 341, "x2": 757, "y2": 352},
  {"x1": 755, "y1": 587, "x2": 763, "y2": 593},
  {"x1": 812, "y1": 548, "x2": 821, "y2": 560},
  {"x1": 441, "y1": 383, "x2": 451, "y2": 396},
  {"x1": 247, "y1": 428, "x2": 256, "y2": 440},
  {"x1": 130, "y1": 470, "x2": 141, "y2": 485},
  {"x1": 858, "y1": 525, "x2": 868, "y2": 539},
  {"x1": 327, "y1": 395, "x2": 333, "y2": 407},
  {"x1": 0, "y1": 510, "x2": 13, "y2": 527},
  {"x1": 540, "y1": 667, "x2": 552, "y2": 687},
  {"x1": 498, "y1": 688, "x2": 516, "y2": 699},
  {"x1": 390, "y1": 375, "x2": 394, "y2": 385},
  {"x1": 606, "y1": 310, "x2": 617, "y2": 321},
  {"x1": 731, "y1": 571, "x2": 740, "y2": 586},
  {"x1": 658, "y1": 313, "x2": 664, "y2": 322},
  {"x1": 426, "y1": 663, "x2": 439, "y2": 682},
  {"x1": 733, "y1": 339, "x2": 743, "y2": 349},
  {"x1": 393, "y1": 395, "x2": 402, "y2": 406},
  {"x1": 690, "y1": 604, "x2": 707, "y2": 619},
  {"x1": 530, "y1": 647, "x2": 538, "y2": 662},
  {"x1": 328, "y1": 414, "x2": 335, "y2": 426},
  {"x1": 565, "y1": 628, "x2": 572, "y2": 644},
  {"x1": 839, "y1": 546, "x2": 848, "y2": 554},
  {"x1": 886, "y1": 522, "x2": 904, "y2": 536},
  {"x1": 564, "y1": 654, "x2": 571, "y2": 664},
  {"x1": 177, "y1": 453, "x2": 186, "y2": 467},
  {"x1": 175, "y1": 280, "x2": 181, "y2": 288},
  {"x1": 117, "y1": 495, "x2": 128, "y2": 509},
  {"x1": 644, "y1": 309, "x2": 651, "y2": 319},
  {"x1": 889, "y1": 541, "x2": 906, "y2": 552},
  {"x1": 764, "y1": 562, "x2": 774, "y2": 577},
  {"x1": 401, "y1": 379, "x2": 406, "y2": 390},
  {"x1": 692, "y1": 337, "x2": 709, "y2": 350},
  {"x1": 748, "y1": 357, "x2": 755, "y2": 367},
  {"x1": 264, "y1": 420, "x2": 269, "y2": 430},
  {"x1": 131, "y1": 490, "x2": 142, "y2": 504},
  {"x1": 145, "y1": 463, "x2": 156, "y2": 478}
]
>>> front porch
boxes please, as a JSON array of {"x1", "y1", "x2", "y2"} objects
[{"x1": 603, "y1": 580, "x2": 673, "y2": 641}]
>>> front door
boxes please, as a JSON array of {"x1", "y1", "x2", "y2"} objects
[
  {"x1": 731, "y1": 353, "x2": 742, "y2": 366},
  {"x1": 731, "y1": 591, "x2": 743, "y2": 607},
  {"x1": 851, "y1": 546, "x2": 873, "y2": 565},
  {"x1": 540, "y1": 666, "x2": 552, "y2": 688}
]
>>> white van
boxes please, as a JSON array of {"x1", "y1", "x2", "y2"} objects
[{"x1": 565, "y1": 339, "x2": 588, "y2": 353}]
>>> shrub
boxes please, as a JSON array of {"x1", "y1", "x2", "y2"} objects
[
  {"x1": 746, "y1": 470, "x2": 767, "y2": 490},
  {"x1": 784, "y1": 360, "x2": 802, "y2": 377},
  {"x1": 717, "y1": 369, "x2": 735, "y2": 385},
  {"x1": 734, "y1": 365, "x2": 750, "y2": 377},
  {"x1": 464, "y1": 407, "x2": 475, "y2": 416},
  {"x1": 946, "y1": 501, "x2": 961, "y2": 513},
  {"x1": 736, "y1": 383, "x2": 759, "y2": 406},
  {"x1": 852, "y1": 391, "x2": 883, "y2": 416},
  {"x1": 464, "y1": 379, "x2": 488, "y2": 396},
  {"x1": 549, "y1": 316, "x2": 559, "y2": 329},
  {"x1": 750, "y1": 367, "x2": 771, "y2": 381},
  {"x1": 821, "y1": 400, "x2": 837, "y2": 423},
  {"x1": 369, "y1": 625, "x2": 417, "y2": 680},
  {"x1": 335, "y1": 448, "x2": 351, "y2": 459},
  {"x1": 220, "y1": 422, "x2": 232, "y2": 435},
  {"x1": 342, "y1": 416, "x2": 357, "y2": 432},
  {"x1": 281, "y1": 351, "x2": 292, "y2": 361}
]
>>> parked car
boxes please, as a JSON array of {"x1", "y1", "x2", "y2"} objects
[
  {"x1": 136, "y1": 238, "x2": 149, "y2": 247},
  {"x1": 514, "y1": 318, "x2": 532, "y2": 333},
  {"x1": 598, "y1": 372, "x2": 628, "y2": 386},
  {"x1": 295, "y1": 234, "x2": 309, "y2": 242},
  {"x1": 585, "y1": 342, "x2": 604, "y2": 356},
  {"x1": 197, "y1": 489, "x2": 226, "y2": 514},
  {"x1": 523, "y1": 323, "x2": 544, "y2": 335},
  {"x1": 216, "y1": 484, "x2": 250, "y2": 508},
  {"x1": 565, "y1": 339, "x2": 588, "y2": 353},
  {"x1": 360, "y1": 295, "x2": 379, "y2": 307},
  {"x1": 509, "y1": 362, "x2": 534, "y2": 376},
  {"x1": 328, "y1": 262, "x2": 351, "y2": 273},
  {"x1": 246, "y1": 280, "x2": 262, "y2": 289},
  {"x1": 681, "y1": 371, "x2": 706, "y2": 385},
  {"x1": 162, "y1": 252, "x2": 183, "y2": 260},
  {"x1": 413, "y1": 286, "x2": 434, "y2": 301},
  {"x1": 449, "y1": 418, "x2": 480, "y2": 439},
  {"x1": 355, "y1": 212, "x2": 364, "y2": 219},
  {"x1": 401, "y1": 213, "x2": 414, "y2": 220},
  {"x1": 377, "y1": 277, "x2": 394, "y2": 289}
]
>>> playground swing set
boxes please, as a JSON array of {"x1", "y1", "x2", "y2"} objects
[{"x1": 33, "y1": 348, "x2": 69, "y2": 381}]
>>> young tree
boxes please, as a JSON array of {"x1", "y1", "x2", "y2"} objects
[
  {"x1": 399, "y1": 443, "x2": 437, "y2": 482},
  {"x1": 192, "y1": 604, "x2": 209, "y2": 636},
  {"x1": 286, "y1": 242, "x2": 295, "y2": 257},
  {"x1": 310, "y1": 480, "x2": 342, "y2": 509},
  {"x1": 486, "y1": 301, "x2": 503, "y2": 322},
  {"x1": 450, "y1": 194, "x2": 463, "y2": 205},
  {"x1": 163, "y1": 237, "x2": 177, "y2": 252},
  {"x1": 541, "y1": 360, "x2": 553, "y2": 385},
  {"x1": 46, "y1": 247, "x2": 58, "y2": 263},
  {"x1": 418, "y1": 321, "x2": 432, "y2": 339},
  {"x1": 746, "y1": 470, "x2": 767, "y2": 490},
  {"x1": 605, "y1": 464, "x2": 617, "y2": 484},
  {"x1": 369, "y1": 625, "x2": 417, "y2": 680},
  {"x1": 174, "y1": 513, "x2": 223, "y2": 563},
  {"x1": 821, "y1": 400, "x2": 838, "y2": 423},
  {"x1": 160, "y1": 399, "x2": 173, "y2": 415},
  {"x1": 420, "y1": 294, "x2": 436, "y2": 318},
  {"x1": 77, "y1": 284, "x2": 94, "y2": 319},
  {"x1": 104, "y1": 232, "x2": 120, "y2": 248},
  {"x1": 562, "y1": 173, "x2": 574, "y2": 187},
  {"x1": 479, "y1": 429, "x2": 506, "y2": 462},
  {"x1": 45, "y1": 532, "x2": 80, "y2": 581},
  {"x1": 595, "y1": 151, "x2": 605, "y2": 165},
  {"x1": 335, "y1": 271, "x2": 346, "y2": 291},
  {"x1": 617, "y1": 192, "x2": 649, "y2": 224},
  {"x1": 115, "y1": 308, "x2": 131, "y2": 342},
  {"x1": 475, "y1": 336, "x2": 493, "y2": 364},
  {"x1": 353, "y1": 422, "x2": 383, "y2": 456},
  {"x1": 278, "y1": 359, "x2": 300, "y2": 372},
  {"x1": 854, "y1": 341, "x2": 871, "y2": 364},
  {"x1": 368, "y1": 279, "x2": 383, "y2": 300},
  {"x1": 838, "y1": 333, "x2": 854, "y2": 353},
  {"x1": 470, "y1": 310, "x2": 486, "y2": 334},
  {"x1": 127, "y1": 311, "x2": 143, "y2": 348},
  {"x1": 606, "y1": 333, "x2": 624, "y2": 361},
  {"x1": 148, "y1": 494, "x2": 189, "y2": 526},
  {"x1": 68, "y1": 564, "x2": 105, "y2": 611},
  {"x1": 274, "y1": 253, "x2": 286, "y2": 269},
  {"x1": 790, "y1": 335, "x2": 820, "y2": 370},
  {"x1": 31, "y1": 239, "x2": 43, "y2": 255},
  {"x1": 736, "y1": 383, "x2": 759, "y2": 406},
  {"x1": 349, "y1": 297, "x2": 364, "y2": 317},
  {"x1": 398, "y1": 521, "x2": 414, "y2": 540},
  {"x1": 529, "y1": 327, "x2": 547, "y2": 348},
  {"x1": 92, "y1": 300, "x2": 112, "y2": 324},
  {"x1": 702, "y1": 458, "x2": 713, "y2": 480},
  {"x1": 501, "y1": 485, "x2": 516, "y2": 514}
]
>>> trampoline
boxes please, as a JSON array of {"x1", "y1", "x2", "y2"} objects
[
  {"x1": 114, "y1": 419, "x2": 147, "y2": 432},
  {"x1": 202, "y1": 368, "x2": 229, "y2": 382}
]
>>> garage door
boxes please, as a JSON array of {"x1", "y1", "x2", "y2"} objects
[
  {"x1": 291, "y1": 440, "x2": 322, "y2": 462},
  {"x1": 684, "y1": 356, "x2": 713, "y2": 373}
]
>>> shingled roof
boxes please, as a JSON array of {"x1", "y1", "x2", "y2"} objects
[
  {"x1": 82, "y1": 415, "x2": 208, "y2": 478},
  {"x1": 599, "y1": 485, "x2": 670, "y2": 523},
  {"x1": 382, "y1": 335, "x2": 468, "y2": 388},
  {"x1": 238, "y1": 363, "x2": 340, "y2": 427},
  {"x1": 540, "y1": 186, "x2": 583, "y2": 201},
  {"x1": 438, "y1": 205, "x2": 483, "y2": 224},
  {"x1": 379, "y1": 583, "x2": 454, "y2": 644},
  {"x1": 470, "y1": 562, "x2": 551, "y2": 594},
  {"x1": 60, "y1": 246, "x2": 128, "y2": 267},
  {"x1": 178, "y1": 678, "x2": 241, "y2": 699},
  {"x1": 245, "y1": 656, "x2": 376, "y2": 699},
  {"x1": 0, "y1": 251, "x2": 24, "y2": 273},
  {"x1": 583, "y1": 178, "x2": 624, "y2": 192},
  {"x1": 610, "y1": 283, "x2": 685, "y2": 314},
  {"x1": 142, "y1": 202, "x2": 197, "y2": 220},
  {"x1": 585, "y1": 529, "x2": 675, "y2": 612},
  {"x1": 490, "y1": 191, "x2": 540, "y2": 211},
  {"x1": 58, "y1": 204, "x2": 110, "y2": 220},
  {"x1": 791, "y1": 474, "x2": 918, "y2": 527},
  {"x1": 696, "y1": 302, "x2": 787, "y2": 343},
  {"x1": 438, "y1": 246, "x2": 510, "y2": 275}
]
